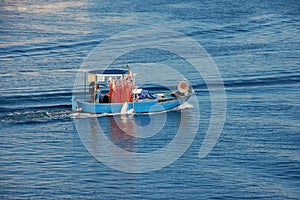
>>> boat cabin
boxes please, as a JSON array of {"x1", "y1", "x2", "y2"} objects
[{"x1": 86, "y1": 69, "x2": 136, "y2": 104}]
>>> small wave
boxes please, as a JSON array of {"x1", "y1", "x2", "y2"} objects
[
  {"x1": 225, "y1": 74, "x2": 300, "y2": 88},
  {"x1": 0, "y1": 90, "x2": 72, "y2": 106},
  {"x1": 0, "y1": 104, "x2": 71, "y2": 114},
  {"x1": 0, "y1": 73, "x2": 18, "y2": 77},
  {"x1": 69, "y1": 112, "x2": 106, "y2": 119},
  {"x1": 70, "y1": 109, "x2": 139, "y2": 119},
  {"x1": 188, "y1": 73, "x2": 299, "y2": 92},
  {"x1": 0, "y1": 40, "x2": 100, "y2": 59}
]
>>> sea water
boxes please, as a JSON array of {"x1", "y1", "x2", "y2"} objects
[{"x1": 0, "y1": 0, "x2": 299, "y2": 199}]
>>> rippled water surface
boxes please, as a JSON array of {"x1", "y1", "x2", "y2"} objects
[{"x1": 1, "y1": 0, "x2": 299, "y2": 199}]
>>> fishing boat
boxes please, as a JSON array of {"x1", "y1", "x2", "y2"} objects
[{"x1": 72, "y1": 63, "x2": 193, "y2": 114}]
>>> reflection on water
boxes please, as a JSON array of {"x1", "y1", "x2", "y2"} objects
[
  {"x1": 75, "y1": 113, "x2": 167, "y2": 155},
  {"x1": 107, "y1": 116, "x2": 135, "y2": 151},
  {"x1": 74, "y1": 101, "x2": 199, "y2": 173}
]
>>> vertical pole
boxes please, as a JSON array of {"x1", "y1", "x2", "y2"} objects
[
  {"x1": 84, "y1": 71, "x2": 87, "y2": 99},
  {"x1": 132, "y1": 79, "x2": 135, "y2": 113},
  {"x1": 133, "y1": 91, "x2": 135, "y2": 112}
]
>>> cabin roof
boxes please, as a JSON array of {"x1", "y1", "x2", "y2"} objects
[{"x1": 88, "y1": 69, "x2": 128, "y2": 75}]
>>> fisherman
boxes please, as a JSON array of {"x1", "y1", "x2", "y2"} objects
[
  {"x1": 89, "y1": 82, "x2": 96, "y2": 103},
  {"x1": 95, "y1": 83, "x2": 102, "y2": 103},
  {"x1": 101, "y1": 77, "x2": 112, "y2": 103}
]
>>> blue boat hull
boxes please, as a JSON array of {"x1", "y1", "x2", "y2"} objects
[{"x1": 72, "y1": 94, "x2": 191, "y2": 114}]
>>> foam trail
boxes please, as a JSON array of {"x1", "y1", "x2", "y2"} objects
[{"x1": 177, "y1": 102, "x2": 194, "y2": 110}]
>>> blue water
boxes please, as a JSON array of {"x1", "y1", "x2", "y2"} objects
[{"x1": 1, "y1": 0, "x2": 299, "y2": 199}]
